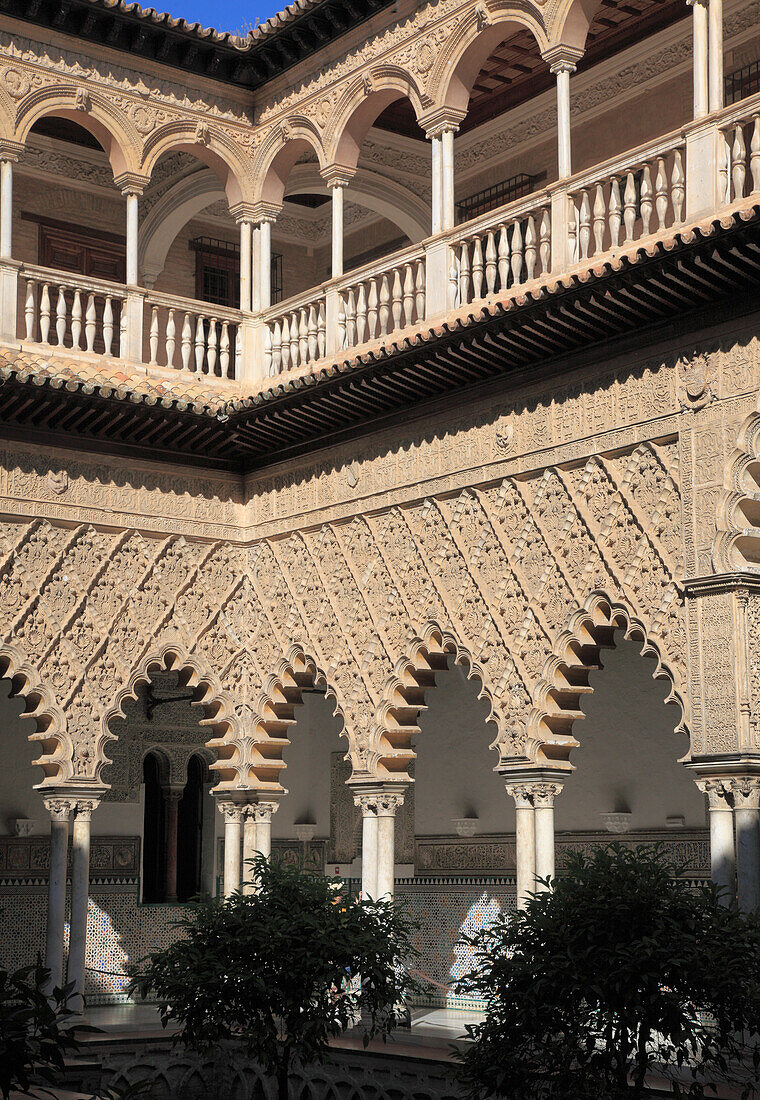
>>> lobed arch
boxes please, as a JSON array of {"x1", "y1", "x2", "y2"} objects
[
  {"x1": 285, "y1": 162, "x2": 430, "y2": 242},
  {"x1": 0, "y1": 640, "x2": 69, "y2": 788},
  {"x1": 142, "y1": 121, "x2": 251, "y2": 208},
  {"x1": 714, "y1": 405, "x2": 760, "y2": 572},
  {"x1": 14, "y1": 86, "x2": 141, "y2": 179},
  {"x1": 246, "y1": 644, "x2": 347, "y2": 792},
  {"x1": 431, "y1": 5, "x2": 550, "y2": 118},
  {"x1": 105, "y1": 642, "x2": 243, "y2": 792},
  {"x1": 253, "y1": 120, "x2": 326, "y2": 208},
  {"x1": 525, "y1": 591, "x2": 687, "y2": 772},
  {"x1": 371, "y1": 622, "x2": 500, "y2": 782},
  {"x1": 323, "y1": 72, "x2": 427, "y2": 170}
]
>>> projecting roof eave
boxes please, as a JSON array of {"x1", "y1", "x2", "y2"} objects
[{"x1": 1, "y1": 197, "x2": 760, "y2": 471}]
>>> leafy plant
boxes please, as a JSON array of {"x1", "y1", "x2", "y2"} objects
[
  {"x1": 130, "y1": 856, "x2": 421, "y2": 1100},
  {"x1": 0, "y1": 959, "x2": 81, "y2": 1100},
  {"x1": 456, "y1": 843, "x2": 760, "y2": 1099}
]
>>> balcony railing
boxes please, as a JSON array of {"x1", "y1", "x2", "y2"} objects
[{"x1": 7, "y1": 91, "x2": 760, "y2": 388}]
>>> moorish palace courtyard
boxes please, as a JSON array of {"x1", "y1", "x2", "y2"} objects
[{"x1": 1, "y1": 0, "x2": 760, "y2": 1090}]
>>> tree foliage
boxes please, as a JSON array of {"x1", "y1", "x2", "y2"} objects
[
  {"x1": 456, "y1": 844, "x2": 760, "y2": 1099},
  {"x1": 0, "y1": 960, "x2": 81, "y2": 1100},
  {"x1": 129, "y1": 856, "x2": 420, "y2": 1100}
]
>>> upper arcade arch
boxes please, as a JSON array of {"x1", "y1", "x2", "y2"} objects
[
  {"x1": 14, "y1": 87, "x2": 141, "y2": 179},
  {"x1": 138, "y1": 168, "x2": 226, "y2": 288},
  {"x1": 431, "y1": 6, "x2": 550, "y2": 118},
  {"x1": 142, "y1": 121, "x2": 252, "y2": 208},
  {"x1": 254, "y1": 123, "x2": 326, "y2": 209},
  {"x1": 323, "y1": 75, "x2": 427, "y2": 171}
]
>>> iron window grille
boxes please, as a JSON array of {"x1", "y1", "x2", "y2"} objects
[
  {"x1": 726, "y1": 59, "x2": 760, "y2": 105},
  {"x1": 190, "y1": 236, "x2": 284, "y2": 307},
  {"x1": 456, "y1": 172, "x2": 546, "y2": 224}
]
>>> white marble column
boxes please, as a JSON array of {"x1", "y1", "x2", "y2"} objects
[
  {"x1": 125, "y1": 191, "x2": 139, "y2": 287},
  {"x1": 506, "y1": 785, "x2": 536, "y2": 909},
  {"x1": 551, "y1": 62, "x2": 576, "y2": 180},
  {"x1": 43, "y1": 797, "x2": 72, "y2": 993},
  {"x1": 218, "y1": 800, "x2": 243, "y2": 897},
  {"x1": 241, "y1": 805, "x2": 258, "y2": 894},
  {"x1": 696, "y1": 778, "x2": 736, "y2": 902},
  {"x1": 330, "y1": 183, "x2": 347, "y2": 279},
  {"x1": 258, "y1": 218, "x2": 272, "y2": 310},
  {"x1": 430, "y1": 133, "x2": 443, "y2": 235},
  {"x1": 732, "y1": 778, "x2": 760, "y2": 912},
  {"x1": 355, "y1": 794, "x2": 379, "y2": 900},
  {"x1": 0, "y1": 157, "x2": 13, "y2": 260},
  {"x1": 238, "y1": 218, "x2": 253, "y2": 312},
  {"x1": 68, "y1": 798, "x2": 99, "y2": 1010},
  {"x1": 441, "y1": 127, "x2": 457, "y2": 232},
  {"x1": 240, "y1": 799, "x2": 280, "y2": 893},
  {"x1": 708, "y1": 0, "x2": 723, "y2": 113},
  {"x1": 689, "y1": 0, "x2": 709, "y2": 119},
  {"x1": 254, "y1": 801, "x2": 278, "y2": 860},
  {"x1": 376, "y1": 790, "x2": 405, "y2": 900},
  {"x1": 533, "y1": 782, "x2": 562, "y2": 887}
]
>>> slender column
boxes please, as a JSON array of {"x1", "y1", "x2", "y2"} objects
[
  {"x1": 441, "y1": 127, "x2": 457, "y2": 232},
  {"x1": 696, "y1": 778, "x2": 736, "y2": 902},
  {"x1": 533, "y1": 783, "x2": 563, "y2": 888},
  {"x1": 254, "y1": 800, "x2": 279, "y2": 860},
  {"x1": 689, "y1": 0, "x2": 709, "y2": 119},
  {"x1": 251, "y1": 225, "x2": 261, "y2": 312},
  {"x1": 331, "y1": 183, "x2": 346, "y2": 279},
  {"x1": 239, "y1": 218, "x2": 253, "y2": 312},
  {"x1": 506, "y1": 785, "x2": 536, "y2": 909},
  {"x1": 376, "y1": 790, "x2": 405, "y2": 900},
  {"x1": 125, "y1": 192, "x2": 139, "y2": 286},
  {"x1": 0, "y1": 157, "x2": 13, "y2": 260},
  {"x1": 430, "y1": 133, "x2": 443, "y2": 235},
  {"x1": 708, "y1": 0, "x2": 723, "y2": 113},
  {"x1": 732, "y1": 778, "x2": 760, "y2": 912},
  {"x1": 242, "y1": 806, "x2": 258, "y2": 894},
  {"x1": 259, "y1": 218, "x2": 272, "y2": 310},
  {"x1": 218, "y1": 800, "x2": 243, "y2": 897},
  {"x1": 354, "y1": 794, "x2": 379, "y2": 900},
  {"x1": 552, "y1": 62, "x2": 576, "y2": 180},
  {"x1": 163, "y1": 787, "x2": 182, "y2": 903},
  {"x1": 43, "y1": 798, "x2": 72, "y2": 993},
  {"x1": 68, "y1": 799, "x2": 99, "y2": 1011}
]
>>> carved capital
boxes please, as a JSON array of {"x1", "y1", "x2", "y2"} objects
[
  {"x1": 320, "y1": 163, "x2": 355, "y2": 189},
  {"x1": 113, "y1": 170, "x2": 151, "y2": 197},
  {"x1": 352, "y1": 784, "x2": 406, "y2": 817},
  {"x1": 695, "y1": 776, "x2": 734, "y2": 808},
  {"x1": 43, "y1": 797, "x2": 75, "y2": 823},
  {"x1": 72, "y1": 798, "x2": 100, "y2": 821},
  {"x1": 542, "y1": 44, "x2": 584, "y2": 74},
  {"x1": 253, "y1": 800, "x2": 281, "y2": 824},
  {"x1": 729, "y1": 776, "x2": 760, "y2": 811},
  {"x1": 216, "y1": 799, "x2": 243, "y2": 824}
]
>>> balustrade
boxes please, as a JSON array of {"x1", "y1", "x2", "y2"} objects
[
  {"x1": 21, "y1": 266, "x2": 126, "y2": 356},
  {"x1": 719, "y1": 111, "x2": 760, "y2": 203},
  {"x1": 145, "y1": 294, "x2": 240, "y2": 379},
  {"x1": 339, "y1": 255, "x2": 426, "y2": 350},
  {"x1": 567, "y1": 140, "x2": 685, "y2": 264},
  {"x1": 449, "y1": 204, "x2": 551, "y2": 308},
  {"x1": 264, "y1": 294, "x2": 326, "y2": 377}
]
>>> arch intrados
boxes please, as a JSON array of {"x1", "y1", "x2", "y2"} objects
[
  {"x1": 550, "y1": 0, "x2": 603, "y2": 51},
  {"x1": 258, "y1": 134, "x2": 324, "y2": 207},
  {"x1": 143, "y1": 135, "x2": 245, "y2": 207},
  {"x1": 438, "y1": 15, "x2": 548, "y2": 116},
  {"x1": 139, "y1": 169, "x2": 226, "y2": 287},
  {"x1": 18, "y1": 102, "x2": 133, "y2": 179},
  {"x1": 329, "y1": 84, "x2": 424, "y2": 171},
  {"x1": 0, "y1": 645, "x2": 68, "y2": 785}
]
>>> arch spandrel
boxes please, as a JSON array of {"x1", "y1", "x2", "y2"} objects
[
  {"x1": 323, "y1": 73, "x2": 427, "y2": 169},
  {"x1": 252, "y1": 121, "x2": 326, "y2": 208},
  {"x1": 141, "y1": 121, "x2": 253, "y2": 207},
  {"x1": 14, "y1": 86, "x2": 141, "y2": 178}
]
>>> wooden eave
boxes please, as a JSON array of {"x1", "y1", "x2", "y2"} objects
[
  {"x1": 2, "y1": 205, "x2": 760, "y2": 473},
  {"x1": 5, "y1": 0, "x2": 393, "y2": 90}
]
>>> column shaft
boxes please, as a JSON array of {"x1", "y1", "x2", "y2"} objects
[
  {"x1": 431, "y1": 135, "x2": 442, "y2": 235},
  {"x1": 0, "y1": 159, "x2": 12, "y2": 260},
  {"x1": 376, "y1": 812, "x2": 396, "y2": 899},
  {"x1": 556, "y1": 68, "x2": 572, "y2": 179},
  {"x1": 441, "y1": 129, "x2": 455, "y2": 232},
  {"x1": 44, "y1": 807, "x2": 70, "y2": 992},
  {"x1": 223, "y1": 814, "x2": 242, "y2": 897},
  {"x1": 125, "y1": 193, "x2": 139, "y2": 286},
  {"x1": 259, "y1": 220, "x2": 272, "y2": 310},
  {"x1": 242, "y1": 813, "x2": 257, "y2": 894},
  {"x1": 360, "y1": 810, "x2": 378, "y2": 900},
  {"x1": 164, "y1": 792, "x2": 180, "y2": 902},
  {"x1": 692, "y1": 0, "x2": 709, "y2": 119},
  {"x1": 515, "y1": 802, "x2": 536, "y2": 909},
  {"x1": 709, "y1": 805, "x2": 735, "y2": 902},
  {"x1": 68, "y1": 809, "x2": 93, "y2": 1010},
  {"x1": 736, "y1": 806, "x2": 760, "y2": 912},
  {"x1": 239, "y1": 220, "x2": 252, "y2": 312},
  {"x1": 708, "y1": 0, "x2": 723, "y2": 113},
  {"x1": 331, "y1": 185, "x2": 344, "y2": 279},
  {"x1": 255, "y1": 816, "x2": 272, "y2": 860}
]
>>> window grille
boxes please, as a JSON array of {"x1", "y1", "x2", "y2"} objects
[
  {"x1": 725, "y1": 59, "x2": 760, "y2": 105},
  {"x1": 456, "y1": 172, "x2": 546, "y2": 223},
  {"x1": 191, "y1": 236, "x2": 284, "y2": 307}
]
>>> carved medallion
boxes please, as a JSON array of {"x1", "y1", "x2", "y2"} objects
[
  {"x1": 677, "y1": 352, "x2": 714, "y2": 411},
  {"x1": 47, "y1": 470, "x2": 68, "y2": 496},
  {"x1": 494, "y1": 415, "x2": 515, "y2": 454}
]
